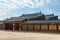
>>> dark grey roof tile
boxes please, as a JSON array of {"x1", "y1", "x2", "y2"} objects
[
  {"x1": 4, "y1": 17, "x2": 26, "y2": 22},
  {"x1": 23, "y1": 20, "x2": 60, "y2": 24}
]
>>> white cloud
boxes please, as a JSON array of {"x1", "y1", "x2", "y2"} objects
[
  {"x1": 0, "y1": 0, "x2": 57, "y2": 11},
  {"x1": 0, "y1": 0, "x2": 58, "y2": 20},
  {"x1": 20, "y1": 0, "x2": 57, "y2": 8},
  {"x1": 34, "y1": 0, "x2": 45, "y2": 8}
]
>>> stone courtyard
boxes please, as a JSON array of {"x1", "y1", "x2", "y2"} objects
[{"x1": 0, "y1": 30, "x2": 60, "y2": 40}]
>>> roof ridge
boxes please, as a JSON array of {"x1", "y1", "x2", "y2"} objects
[{"x1": 21, "y1": 12, "x2": 43, "y2": 16}]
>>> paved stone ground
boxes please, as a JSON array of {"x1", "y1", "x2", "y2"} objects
[{"x1": 0, "y1": 30, "x2": 60, "y2": 40}]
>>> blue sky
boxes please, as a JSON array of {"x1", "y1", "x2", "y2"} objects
[{"x1": 0, "y1": 0, "x2": 60, "y2": 20}]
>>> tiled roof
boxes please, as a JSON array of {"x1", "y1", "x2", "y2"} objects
[
  {"x1": 21, "y1": 12, "x2": 43, "y2": 16},
  {"x1": 45, "y1": 14, "x2": 58, "y2": 20},
  {"x1": 4, "y1": 17, "x2": 26, "y2": 22},
  {"x1": 20, "y1": 12, "x2": 44, "y2": 19},
  {"x1": 4, "y1": 12, "x2": 58, "y2": 22},
  {"x1": 4, "y1": 12, "x2": 44, "y2": 22},
  {"x1": 23, "y1": 20, "x2": 60, "y2": 24}
]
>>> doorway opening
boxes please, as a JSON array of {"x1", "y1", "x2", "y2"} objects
[
  {"x1": 5, "y1": 23, "x2": 9, "y2": 30},
  {"x1": 5, "y1": 23, "x2": 13, "y2": 30},
  {"x1": 15, "y1": 23, "x2": 19, "y2": 31}
]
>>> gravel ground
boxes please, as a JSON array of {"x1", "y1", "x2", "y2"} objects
[{"x1": 0, "y1": 30, "x2": 60, "y2": 40}]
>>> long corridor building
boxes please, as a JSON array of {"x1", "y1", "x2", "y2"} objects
[{"x1": 0, "y1": 12, "x2": 60, "y2": 32}]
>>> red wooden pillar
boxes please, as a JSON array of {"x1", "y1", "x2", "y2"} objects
[
  {"x1": 9, "y1": 23, "x2": 10, "y2": 30},
  {"x1": 47, "y1": 24, "x2": 49, "y2": 31},
  {"x1": 33, "y1": 24, "x2": 34, "y2": 32},
  {"x1": 26, "y1": 24, "x2": 28, "y2": 31},
  {"x1": 56, "y1": 24, "x2": 58, "y2": 31},
  {"x1": 40, "y1": 25, "x2": 41, "y2": 31}
]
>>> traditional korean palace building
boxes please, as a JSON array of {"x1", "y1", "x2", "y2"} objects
[{"x1": 0, "y1": 12, "x2": 60, "y2": 32}]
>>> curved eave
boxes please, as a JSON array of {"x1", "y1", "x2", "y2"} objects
[{"x1": 23, "y1": 20, "x2": 60, "y2": 24}]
